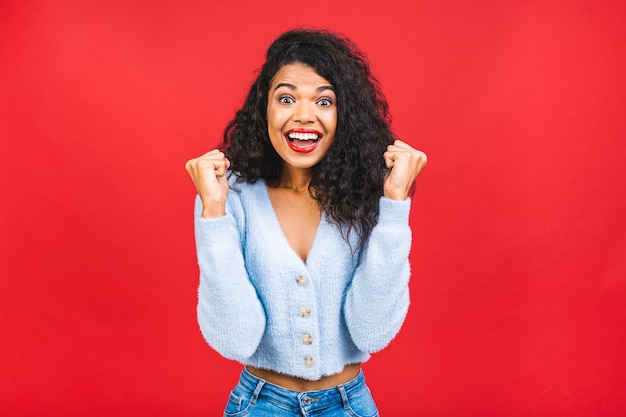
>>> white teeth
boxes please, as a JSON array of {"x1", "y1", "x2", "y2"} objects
[{"x1": 288, "y1": 132, "x2": 319, "y2": 140}]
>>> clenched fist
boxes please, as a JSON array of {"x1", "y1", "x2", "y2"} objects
[
  {"x1": 383, "y1": 140, "x2": 427, "y2": 200},
  {"x1": 185, "y1": 149, "x2": 231, "y2": 218}
]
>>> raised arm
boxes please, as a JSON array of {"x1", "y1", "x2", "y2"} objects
[
  {"x1": 187, "y1": 151, "x2": 266, "y2": 360},
  {"x1": 344, "y1": 140, "x2": 427, "y2": 352}
]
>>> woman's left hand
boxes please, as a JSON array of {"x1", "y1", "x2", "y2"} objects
[{"x1": 383, "y1": 140, "x2": 428, "y2": 200}]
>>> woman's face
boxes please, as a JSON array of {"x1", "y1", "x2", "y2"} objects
[{"x1": 267, "y1": 63, "x2": 337, "y2": 171}]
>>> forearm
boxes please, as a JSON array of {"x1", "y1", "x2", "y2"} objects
[
  {"x1": 343, "y1": 197, "x2": 413, "y2": 352},
  {"x1": 194, "y1": 197, "x2": 266, "y2": 360}
]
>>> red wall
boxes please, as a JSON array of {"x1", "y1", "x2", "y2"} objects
[{"x1": 1, "y1": 1, "x2": 624, "y2": 416}]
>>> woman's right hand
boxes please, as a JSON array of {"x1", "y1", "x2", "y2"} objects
[{"x1": 185, "y1": 149, "x2": 231, "y2": 218}]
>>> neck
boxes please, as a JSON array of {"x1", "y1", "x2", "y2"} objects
[{"x1": 275, "y1": 165, "x2": 312, "y2": 193}]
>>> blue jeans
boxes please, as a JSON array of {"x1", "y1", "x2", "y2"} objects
[{"x1": 223, "y1": 367, "x2": 379, "y2": 416}]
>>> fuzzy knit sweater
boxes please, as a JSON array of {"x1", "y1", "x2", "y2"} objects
[{"x1": 194, "y1": 175, "x2": 413, "y2": 381}]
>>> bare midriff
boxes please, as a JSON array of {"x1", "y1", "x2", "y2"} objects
[{"x1": 246, "y1": 363, "x2": 361, "y2": 392}]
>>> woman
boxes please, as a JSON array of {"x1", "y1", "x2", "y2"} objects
[{"x1": 185, "y1": 29, "x2": 427, "y2": 416}]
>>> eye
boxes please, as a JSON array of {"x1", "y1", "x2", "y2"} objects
[
  {"x1": 317, "y1": 98, "x2": 333, "y2": 107},
  {"x1": 279, "y1": 95, "x2": 295, "y2": 104}
]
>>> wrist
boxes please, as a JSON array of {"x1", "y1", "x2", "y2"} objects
[
  {"x1": 201, "y1": 200, "x2": 226, "y2": 218},
  {"x1": 383, "y1": 189, "x2": 408, "y2": 201}
]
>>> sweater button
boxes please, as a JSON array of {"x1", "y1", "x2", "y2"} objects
[
  {"x1": 299, "y1": 306, "x2": 311, "y2": 317},
  {"x1": 302, "y1": 334, "x2": 313, "y2": 345},
  {"x1": 304, "y1": 356, "x2": 314, "y2": 367},
  {"x1": 296, "y1": 275, "x2": 308, "y2": 286}
]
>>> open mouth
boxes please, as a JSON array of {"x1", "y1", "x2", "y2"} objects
[{"x1": 285, "y1": 130, "x2": 322, "y2": 153}]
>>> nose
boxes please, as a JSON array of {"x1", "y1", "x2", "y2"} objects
[{"x1": 293, "y1": 101, "x2": 315, "y2": 123}]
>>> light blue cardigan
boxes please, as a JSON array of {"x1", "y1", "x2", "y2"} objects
[{"x1": 194, "y1": 175, "x2": 413, "y2": 380}]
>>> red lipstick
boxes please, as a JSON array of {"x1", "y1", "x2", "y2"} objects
[{"x1": 284, "y1": 129, "x2": 323, "y2": 154}]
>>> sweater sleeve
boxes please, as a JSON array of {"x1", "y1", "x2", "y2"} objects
[
  {"x1": 194, "y1": 194, "x2": 266, "y2": 361},
  {"x1": 343, "y1": 197, "x2": 413, "y2": 353}
]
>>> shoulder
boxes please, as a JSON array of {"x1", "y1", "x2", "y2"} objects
[
  {"x1": 225, "y1": 171, "x2": 267, "y2": 211},
  {"x1": 227, "y1": 171, "x2": 266, "y2": 196}
]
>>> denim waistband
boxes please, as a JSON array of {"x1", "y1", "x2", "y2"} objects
[{"x1": 238, "y1": 367, "x2": 366, "y2": 413}]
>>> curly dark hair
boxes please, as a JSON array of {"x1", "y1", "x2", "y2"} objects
[{"x1": 220, "y1": 28, "x2": 396, "y2": 251}]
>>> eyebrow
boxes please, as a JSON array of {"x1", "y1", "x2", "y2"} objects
[{"x1": 273, "y1": 82, "x2": 335, "y2": 92}]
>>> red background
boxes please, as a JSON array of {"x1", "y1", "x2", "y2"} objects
[{"x1": 1, "y1": 1, "x2": 625, "y2": 416}]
